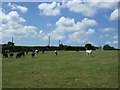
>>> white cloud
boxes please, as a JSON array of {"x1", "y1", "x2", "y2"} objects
[
  {"x1": 99, "y1": 34, "x2": 110, "y2": 38},
  {"x1": 42, "y1": 17, "x2": 97, "y2": 44},
  {"x1": 81, "y1": 18, "x2": 97, "y2": 26},
  {"x1": 88, "y1": 2, "x2": 116, "y2": 9},
  {"x1": 37, "y1": 1, "x2": 117, "y2": 17},
  {"x1": 1, "y1": 23, "x2": 37, "y2": 38},
  {"x1": 110, "y1": 9, "x2": 118, "y2": 21},
  {"x1": 43, "y1": 33, "x2": 65, "y2": 41},
  {"x1": 55, "y1": 17, "x2": 76, "y2": 33},
  {"x1": 86, "y1": 28, "x2": 95, "y2": 35},
  {"x1": 37, "y1": 30, "x2": 46, "y2": 38},
  {"x1": 113, "y1": 41, "x2": 118, "y2": 44},
  {"x1": 0, "y1": 10, "x2": 37, "y2": 38},
  {"x1": 113, "y1": 35, "x2": 118, "y2": 39},
  {"x1": 68, "y1": 31, "x2": 88, "y2": 44},
  {"x1": 38, "y1": 2, "x2": 61, "y2": 16},
  {"x1": 66, "y1": 0, "x2": 96, "y2": 17},
  {"x1": 8, "y1": 3, "x2": 28, "y2": 13},
  {"x1": 65, "y1": 0, "x2": 117, "y2": 17},
  {"x1": 105, "y1": 41, "x2": 112, "y2": 44},
  {"x1": 105, "y1": 40, "x2": 118, "y2": 45},
  {"x1": 0, "y1": 10, "x2": 26, "y2": 23},
  {"x1": 100, "y1": 27, "x2": 115, "y2": 32},
  {"x1": 54, "y1": 17, "x2": 97, "y2": 34},
  {"x1": 39, "y1": 30, "x2": 43, "y2": 34},
  {"x1": 0, "y1": 9, "x2": 6, "y2": 22}
]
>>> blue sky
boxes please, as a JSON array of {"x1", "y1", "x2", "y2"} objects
[{"x1": 0, "y1": 1, "x2": 118, "y2": 48}]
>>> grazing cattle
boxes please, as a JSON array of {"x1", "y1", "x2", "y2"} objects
[
  {"x1": 54, "y1": 50, "x2": 58, "y2": 55},
  {"x1": 42, "y1": 50, "x2": 45, "y2": 53},
  {"x1": 9, "y1": 52, "x2": 14, "y2": 57},
  {"x1": 16, "y1": 52, "x2": 25, "y2": 58},
  {"x1": 16, "y1": 53, "x2": 22, "y2": 58},
  {"x1": 21, "y1": 52, "x2": 25, "y2": 56},
  {"x1": 3, "y1": 52, "x2": 8, "y2": 58},
  {"x1": 32, "y1": 52, "x2": 35, "y2": 57},
  {"x1": 2, "y1": 50, "x2": 9, "y2": 58},
  {"x1": 86, "y1": 50, "x2": 92, "y2": 56}
]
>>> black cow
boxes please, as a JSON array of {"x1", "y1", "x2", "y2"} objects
[
  {"x1": 21, "y1": 52, "x2": 25, "y2": 56},
  {"x1": 31, "y1": 52, "x2": 35, "y2": 57},
  {"x1": 9, "y1": 52, "x2": 14, "y2": 57},
  {"x1": 3, "y1": 52, "x2": 8, "y2": 58},
  {"x1": 16, "y1": 53, "x2": 22, "y2": 58},
  {"x1": 42, "y1": 50, "x2": 45, "y2": 53},
  {"x1": 2, "y1": 51, "x2": 9, "y2": 58},
  {"x1": 16, "y1": 52, "x2": 25, "y2": 58}
]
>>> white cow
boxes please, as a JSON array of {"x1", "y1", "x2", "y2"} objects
[{"x1": 86, "y1": 49, "x2": 92, "y2": 56}]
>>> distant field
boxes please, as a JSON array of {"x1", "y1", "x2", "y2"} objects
[{"x1": 2, "y1": 50, "x2": 118, "y2": 88}]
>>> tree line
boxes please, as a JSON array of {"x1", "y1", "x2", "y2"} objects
[{"x1": 1, "y1": 41, "x2": 117, "y2": 52}]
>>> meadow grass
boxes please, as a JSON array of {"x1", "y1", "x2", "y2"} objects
[{"x1": 2, "y1": 50, "x2": 118, "y2": 88}]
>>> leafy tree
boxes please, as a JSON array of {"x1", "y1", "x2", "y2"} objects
[
  {"x1": 85, "y1": 44, "x2": 93, "y2": 50},
  {"x1": 103, "y1": 44, "x2": 115, "y2": 50},
  {"x1": 59, "y1": 44, "x2": 64, "y2": 47},
  {"x1": 7, "y1": 41, "x2": 15, "y2": 46}
]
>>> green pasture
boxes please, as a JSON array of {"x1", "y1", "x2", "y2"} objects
[{"x1": 2, "y1": 50, "x2": 118, "y2": 88}]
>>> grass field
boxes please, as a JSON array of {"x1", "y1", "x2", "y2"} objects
[{"x1": 2, "y1": 50, "x2": 118, "y2": 88}]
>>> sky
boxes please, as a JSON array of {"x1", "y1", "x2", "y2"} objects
[{"x1": 0, "y1": 0, "x2": 119, "y2": 48}]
